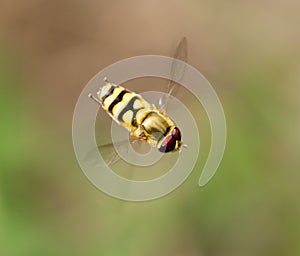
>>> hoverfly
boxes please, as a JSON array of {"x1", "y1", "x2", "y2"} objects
[{"x1": 87, "y1": 37, "x2": 188, "y2": 165}]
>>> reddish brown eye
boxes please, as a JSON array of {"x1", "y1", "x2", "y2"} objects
[
  {"x1": 158, "y1": 135, "x2": 176, "y2": 153},
  {"x1": 171, "y1": 127, "x2": 181, "y2": 141}
]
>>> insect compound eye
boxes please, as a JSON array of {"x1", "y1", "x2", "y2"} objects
[
  {"x1": 158, "y1": 135, "x2": 177, "y2": 153},
  {"x1": 171, "y1": 127, "x2": 181, "y2": 141}
]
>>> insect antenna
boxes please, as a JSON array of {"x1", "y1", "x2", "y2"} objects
[{"x1": 179, "y1": 143, "x2": 188, "y2": 153}]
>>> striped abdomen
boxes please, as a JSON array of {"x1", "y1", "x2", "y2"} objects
[
  {"x1": 97, "y1": 82, "x2": 151, "y2": 131},
  {"x1": 96, "y1": 81, "x2": 183, "y2": 152}
]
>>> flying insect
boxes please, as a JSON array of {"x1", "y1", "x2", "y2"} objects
[{"x1": 88, "y1": 37, "x2": 188, "y2": 164}]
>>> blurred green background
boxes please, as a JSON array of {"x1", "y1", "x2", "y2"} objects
[{"x1": 1, "y1": 1, "x2": 299, "y2": 255}]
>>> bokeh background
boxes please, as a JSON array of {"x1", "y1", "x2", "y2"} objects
[{"x1": 1, "y1": 1, "x2": 299, "y2": 255}]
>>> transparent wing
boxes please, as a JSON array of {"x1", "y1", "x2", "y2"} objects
[
  {"x1": 84, "y1": 138, "x2": 136, "y2": 167},
  {"x1": 159, "y1": 37, "x2": 188, "y2": 113}
]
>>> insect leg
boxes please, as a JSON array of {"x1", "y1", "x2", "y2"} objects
[{"x1": 88, "y1": 93, "x2": 102, "y2": 105}]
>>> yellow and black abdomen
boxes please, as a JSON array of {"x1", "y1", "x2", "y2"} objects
[
  {"x1": 94, "y1": 81, "x2": 183, "y2": 153},
  {"x1": 97, "y1": 82, "x2": 151, "y2": 132}
]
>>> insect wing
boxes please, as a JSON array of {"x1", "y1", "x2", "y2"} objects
[
  {"x1": 84, "y1": 139, "x2": 132, "y2": 167},
  {"x1": 159, "y1": 37, "x2": 188, "y2": 112}
]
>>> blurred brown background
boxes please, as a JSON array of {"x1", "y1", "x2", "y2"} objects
[{"x1": 0, "y1": 1, "x2": 299, "y2": 255}]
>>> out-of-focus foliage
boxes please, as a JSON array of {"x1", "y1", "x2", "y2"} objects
[{"x1": 0, "y1": 1, "x2": 299, "y2": 255}]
